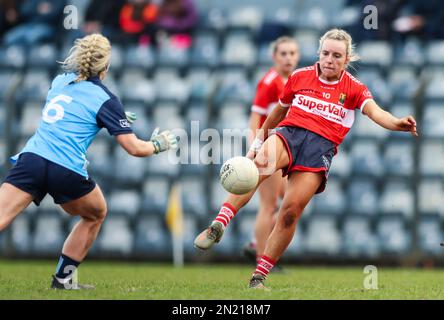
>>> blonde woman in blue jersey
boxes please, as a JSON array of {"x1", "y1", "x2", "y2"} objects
[{"x1": 0, "y1": 34, "x2": 178, "y2": 289}]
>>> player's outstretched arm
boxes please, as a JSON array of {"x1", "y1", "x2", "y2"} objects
[
  {"x1": 116, "y1": 128, "x2": 178, "y2": 157},
  {"x1": 247, "y1": 103, "x2": 288, "y2": 159},
  {"x1": 363, "y1": 100, "x2": 418, "y2": 137}
]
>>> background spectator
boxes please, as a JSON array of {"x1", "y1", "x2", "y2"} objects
[
  {"x1": 0, "y1": 0, "x2": 21, "y2": 39},
  {"x1": 2, "y1": 0, "x2": 65, "y2": 47},
  {"x1": 119, "y1": 0, "x2": 159, "y2": 45}
]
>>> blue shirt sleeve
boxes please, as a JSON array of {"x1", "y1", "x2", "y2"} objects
[{"x1": 96, "y1": 97, "x2": 133, "y2": 136}]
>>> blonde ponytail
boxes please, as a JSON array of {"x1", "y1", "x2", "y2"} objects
[{"x1": 60, "y1": 34, "x2": 111, "y2": 82}]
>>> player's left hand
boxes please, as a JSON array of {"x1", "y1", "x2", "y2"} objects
[
  {"x1": 150, "y1": 127, "x2": 179, "y2": 154},
  {"x1": 395, "y1": 115, "x2": 418, "y2": 137},
  {"x1": 125, "y1": 111, "x2": 137, "y2": 124}
]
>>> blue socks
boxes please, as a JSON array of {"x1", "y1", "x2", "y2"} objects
[{"x1": 55, "y1": 254, "x2": 80, "y2": 279}]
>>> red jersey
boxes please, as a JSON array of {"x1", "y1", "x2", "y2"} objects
[
  {"x1": 278, "y1": 63, "x2": 373, "y2": 145},
  {"x1": 251, "y1": 68, "x2": 286, "y2": 127}
]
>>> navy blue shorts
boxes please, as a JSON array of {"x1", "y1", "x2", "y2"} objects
[
  {"x1": 272, "y1": 126, "x2": 337, "y2": 194},
  {"x1": 4, "y1": 152, "x2": 96, "y2": 206}
]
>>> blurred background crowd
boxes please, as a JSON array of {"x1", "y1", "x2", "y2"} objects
[{"x1": 0, "y1": 0, "x2": 444, "y2": 266}]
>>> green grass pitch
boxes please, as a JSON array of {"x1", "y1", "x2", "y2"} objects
[{"x1": 0, "y1": 259, "x2": 443, "y2": 300}]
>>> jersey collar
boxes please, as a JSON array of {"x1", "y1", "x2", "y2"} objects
[{"x1": 315, "y1": 62, "x2": 344, "y2": 85}]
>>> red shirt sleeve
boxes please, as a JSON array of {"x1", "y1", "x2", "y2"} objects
[
  {"x1": 251, "y1": 81, "x2": 275, "y2": 115},
  {"x1": 355, "y1": 83, "x2": 374, "y2": 112},
  {"x1": 278, "y1": 73, "x2": 296, "y2": 107}
]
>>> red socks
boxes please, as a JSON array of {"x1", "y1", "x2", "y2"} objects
[
  {"x1": 254, "y1": 255, "x2": 276, "y2": 278},
  {"x1": 213, "y1": 202, "x2": 237, "y2": 228}
]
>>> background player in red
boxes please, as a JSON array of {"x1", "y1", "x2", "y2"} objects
[
  {"x1": 244, "y1": 36, "x2": 300, "y2": 267},
  {"x1": 194, "y1": 28, "x2": 418, "y2": 289}
]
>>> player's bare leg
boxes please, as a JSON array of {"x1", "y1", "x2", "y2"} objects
[
  {"x1": 249, "y1": 171, "x2": 322, "y2": 289},
  {"x1": 60, "y1": 185, "x2": 107, "y2": 261},
  {"x1": 194, "y1": 135, "x2": 290, "y2": 250},
  {"x1": 0, "y1": 183, "x2": 33, "y2": 231},
  {"x1": 254, "y1": 171, "x2": 282, "y2": 260},
  {"x1": 51, "y1": 185, "x2": 107, "y2": 290}
]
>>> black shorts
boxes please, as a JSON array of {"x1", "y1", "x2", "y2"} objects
[
  {"x1": 4, "y1": 152, "x2": 96, "y2": 206},
  {"x1": 272, "y1": 126, "x2": 337, "y2": 194}
]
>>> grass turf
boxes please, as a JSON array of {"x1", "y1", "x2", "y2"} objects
[{"x1": 0, "y1": 259, "x2": 443, "y2": 300}]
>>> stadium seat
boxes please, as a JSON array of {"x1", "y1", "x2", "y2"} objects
[
  {"x1": 180, "y1": 177, "x2": 207, "y2": 216},
  {"x1": 27, "y1": 44, "x2": 57, "y2": 69},
  {"x1": 0, "y1": 45, "x2": 26, "y2": 69},
  {"x1": 215, "y1": 101, "x2": 249, "y2": 131},
  {"x1": 425, "y1": 78, "x2": 444, "y2": 101},
  {"x1": 221, "y1": 30, "x2": 256, "y2": 68},
  {"x1": 393, "y1": 38, "x2": 424, "y2": 66},
  {"x1": 113, "y1": 146, "x2": 147, "y2": 185},
  {"x1": 124, "y1": 45, "x2": 156, "y2": 71},
  {"x1": 20, "y1": 102, "x2": 43, "y2": 138},
  {"x1": 357, "y1": 41, "x2": 393, "y2": 67},
  {"x1": 377, "y1": 216, "x2": 411, "y2": 255},
  {"x1": 426, "y1": 40, "x2": 444, "y2": 65},
  {"x1": 213, "y1": 70, "x2": 253, "y2": 107},
  {"x1": 152, "y1": 102, "x2": 186, "y2": 131},
  {"x1": 141, "y1": 177, "x2": 170, "y2": 214},
  {"x1": 10, "y1": 215, "x2": 32, "y2": 254},
  {"x1": 108, "y1": 190, "x2": 141, "y2": 217},
  {"x1": 388, "y1": 66, "x2": 418, "y2": 101},
  {"x1": 419, "y1": 140, "x2": 444, "y2": 177},
  {"x1": 329, "y1": 149, "x2": 351, "y2": 179},
  {"x1": 304, "y1": 215, "x2": 341, "y2": 255},
  {"x1": 86, "y1": 137, "x2": 113, "y2": 180},
  {"x1": 121, "y1": 103, "x2": 151, "y2": 139},
  {"x1": 418, "y1": 215, "x2": 443, "y2": 255},
  {"x1": 418, "y1": 178, "x2": 444, "y2": 216},
  {"x1": 293, "y1": 29, "x2": 319, "y2": 66},
  {"x1": 353, "y1": 111, "x2": 389, "y2": 141},
  {"x1": 346, "y1": 178, "x2": 379, "y2": 215},
  {"x1": 350, "y1": 139, "x2": 383, "y2": 178},
  {"x1": 97, "y1": 216, "x2": 134, "y2": 257},
  {"x1": 421, "y1": 103, "x2": 444, "y2": 138},
  {"x1": 190, "y1": 31, "x2": 220, "y2": 67},
  {"x1": 235, "y1": 212, "x2": 256, "y2": 252},
  {"x1": 183, "y1": 214, "x2": 200, "y2": 256},
  {"x1": 382, "y1": 141, "x2": 414, "y2": 177},
  {"x1": 133, "y1": 215, "x2": 171, "y2": 256},
  {"x1": 379, "y1": 179, "x2": 414, "y2": 218},
  {"x1": 32, "y1": 214, "x2": 65, "y2": 255},
  {"x1": 108, "y1": 45, "x2": 123, "y2": 72},
  {"x1": 186, "y1": 69, "x2": 216, "y2": 103},
  {"x1": 342, "y1": 215, "x2": 379, "y2": 257},
  {"x1": 227, "y1": 6, "x2": 263, "y2": 31},
  {"x1": 312, "y1": 179, "x2": 346, "y2": 215},
  {"x1": 17, "y1": 70, "x2": 51, "y2": 103},
  {"x1": 157, "y1": 40, "x2": 190, "y2": 69},
  {"x1": 153, "y1": 69, "x2": 190, "y2": 105},
  {"x1": 357, "y1": 68, "x2": 392, "y2": 106},
  {"x1": 119, "y1": 70, "x2": 156, "y2": 104}
]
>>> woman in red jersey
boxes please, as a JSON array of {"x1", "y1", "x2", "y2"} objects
[
  {"x1": 244, "y1": 36, "x2": 300, "y2": 266},
  {"x1": 194, "y1": 28, "x2": 417, "y2": 289}
]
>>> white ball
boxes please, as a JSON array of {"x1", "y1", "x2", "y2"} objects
[{"x1": 220, "y1": 156, "x2": 259, "y2": 195}]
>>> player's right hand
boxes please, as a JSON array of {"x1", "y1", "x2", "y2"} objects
[
  {"x1": 247, "y1": 138, "x2": 263, "y2": 159},
  {"x1": 150, "y1": 127, "x2": 178, "y2": 154}
]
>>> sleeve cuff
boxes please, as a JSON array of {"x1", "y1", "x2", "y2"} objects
[
  {"x1": 279, "y1": 99, "x2": 291, "y2": 108},
  {"x1": 251, "y1": 105, "x2": 268, "y2": 115},
  {"x1": 360, "y1": 98, "x2": 374, "y2": 113}
]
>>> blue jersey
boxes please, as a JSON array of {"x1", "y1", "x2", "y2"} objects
[{"x1": 11, "y1": 73, "x2": 133, "y2": 178}]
